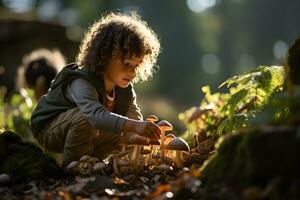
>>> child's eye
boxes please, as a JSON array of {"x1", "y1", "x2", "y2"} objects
[{"x1": 122, "y1": 62, "x2": 130, "y2": 67}]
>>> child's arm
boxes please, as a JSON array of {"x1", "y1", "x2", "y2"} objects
[
  {"x1": 66, "y1": 79, "x2": 160, "y2": 140},
  {"x1": 66, "y1": 79, "x2": 128, "y2": 134}
]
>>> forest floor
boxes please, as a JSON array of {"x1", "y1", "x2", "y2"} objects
[{"x1": 0, "y1": 164, "x2": 241, "y2": 200}]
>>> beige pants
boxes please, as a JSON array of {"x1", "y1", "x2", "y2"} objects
[{"x1": 36, "y1": 107, "x2": 121, "y2": 166}]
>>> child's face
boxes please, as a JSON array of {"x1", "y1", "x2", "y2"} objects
[{"x1": 102, "y1": 54, "x2": 144, "y2": 90}]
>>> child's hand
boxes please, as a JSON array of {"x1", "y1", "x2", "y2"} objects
[
  {"x1": 123, "y1": 119, "x2": 160, "y2": 140},
  {"x1": 134, "y1": 121, "x2": 161, "y2": 140}
]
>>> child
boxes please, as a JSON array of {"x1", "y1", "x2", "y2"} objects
[
  {"x1": 30, "y1": 12, "x2": 161, "y2": 166},
  {"x1": 16, "y1": 48, "x2": 66, "y2": 100}
]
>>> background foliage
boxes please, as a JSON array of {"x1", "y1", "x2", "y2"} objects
[{"x1": 1, "y1": 0, "x2": 300, "y2": 132}]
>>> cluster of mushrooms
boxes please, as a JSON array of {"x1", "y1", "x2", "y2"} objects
[{"x1": 66, "y1": 115, "x2": 191, "y2": 176}]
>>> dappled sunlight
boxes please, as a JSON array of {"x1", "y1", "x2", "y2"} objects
[
  {"x1": 186, "y1": 0, "x2": 221, "y2": 13},
  {"x1": 273, "y1": 40, "x2": 288, "y2": 61},
  {"x1": 1, "y1": 0, "x2": 300, "y2": 199}
]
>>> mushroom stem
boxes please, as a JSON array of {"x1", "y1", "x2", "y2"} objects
[
  {"x1": 121, "y1": 144, "x2": 126, "y2": 152},
  {"x1": 113, "y1": 158, "x2": 120, "y2": 175},
  {"x1": 131, "y1": 145, "x2": 142, "y2": 169},
  {"x1": 146, "y1": 145, "x2": 154, "y2": 165},
  {"x1": 160, "y1": 129, "x2": 166, "y2": 158},
  {"x1": 131, "y1": 145, "x2": 141, "y2": 161},
  {"x1": 175, "y1": 150, "x2": 183, "y2": 168}
]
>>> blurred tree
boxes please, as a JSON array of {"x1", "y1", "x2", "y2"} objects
[{"x1": 1, "y1": 0, "x2": 300, "y2": 109}]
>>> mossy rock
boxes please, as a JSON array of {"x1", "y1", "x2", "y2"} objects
[
  {"x1": 0, "y1": 130, "x2": 63, "y2": 184},
  {"x1": 201, "y1": 126, "x2": 300, "y2": 189}
]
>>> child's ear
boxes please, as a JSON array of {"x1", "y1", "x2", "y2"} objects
[{"x1": 34, "y1": 76, "x2": 47, "y2": 99}]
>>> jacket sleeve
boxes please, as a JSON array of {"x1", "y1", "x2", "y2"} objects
[
  {"x1": 66, "y1": 78, "x2": 127, "y2": 135},
  {"x1": 126, "y1": 87, "x2": 143, "y2": 121}
]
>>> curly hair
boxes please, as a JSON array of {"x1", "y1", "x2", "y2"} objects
[
  {"x1": 17, "y1": 48, "x2": 66, "y2": 90},
  {"x1": 287, "y1": 38, "x2": 300, "y2": 85},
  {"x1": 76, "y1": 12, "x2": 160, "y2": 82}
]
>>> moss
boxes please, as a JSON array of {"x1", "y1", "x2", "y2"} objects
[
  {"x1": 0, "y1": 131, "x2": 63, "y2": 184},
  {"x1": 201, "y1": 126, "x2": 300, "y2": 189}
]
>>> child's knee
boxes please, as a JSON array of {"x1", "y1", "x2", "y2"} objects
[
  {"x1": 70, "y1": 111, "x2": 97, "y2": 138},
  {"x1": 63, "y1": 111, "x2": 97, "y2": 156}
]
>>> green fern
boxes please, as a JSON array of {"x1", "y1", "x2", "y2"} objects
[{"x1": 179, "y1": 65, "x2": 285, "y2": 138}]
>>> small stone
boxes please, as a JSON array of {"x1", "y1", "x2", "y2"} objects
[{"x1": 0, "y1": 174, "x2": 10, "y2": 185}]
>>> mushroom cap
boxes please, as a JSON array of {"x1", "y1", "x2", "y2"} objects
[
  {"x1": 146, "y1": 114, "x2": 158, "y2": 122},
  {"x1": 79, "y1": 155, "x2": 91, "y2": 162},
  {"x1": 88, "y1": 157, "x2": 100, "y2": 165},
  {"x1": 66, "y1": 161, "x2": 80, "y2": 170},
  {"x1": 166, "y1": 133, "x2": 176, "y2": 138},
  {"x1": 165, "y1": 134, "x2": 176, "y2": 145},
  {"x1": 157, "y1": 120, "x2": 173, "y2": 131},
  {"x1": 93, "y1": 162, "x2": 106, "y2": 171},
  {"x1": 166, "y1": 137, "x2": 190, "y2": 152},
  {"x1": 127, "y1": 134, "x2": 149, "y2": 146}
]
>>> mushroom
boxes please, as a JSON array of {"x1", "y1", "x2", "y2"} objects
[
  {"x1": 141, "y1": 149, "x2": 151, "y2": 156},
  {"x1": 76, "y1": 155, "x2": 93, "y2": 175},
  {"x1": 66, "y1": 161, "x2": 80, "y2": 173},
  {"x1": 140, "y1": 148, "x2": 151, "y2": 167},
  {"x1": 119, "y1": 135, "x2": 129, "y2": 152},
  {"x1": 146, "y1": 114, "x2": 158, "y2": 123},
  {"x1": 118, "y1": 159, "x2": 130, "y2": 174},
  {"x1": 165, "y1": 134, "x2": 176, "y2": 144},
  {"x1": 78, "y1": 162, "x2": 92, "y2": 175},
  {"x1": 157, "y1": 120, "x2": 173, "y2": 158},
  {"x1": 166, "y1": 137, "x2": 190, "y2": 168},
  {"x1": 143, "y1": 115, "x2": 159, "y2": 151},
  {"x1": 79, "y1": 155, "x2": 91, "y2": 162},
  {"x1": 110, "y1": 150, "x2": 130, "y2": 175},
  {"x1": 165, "y1": 134, "x2": 176, "y2": 157},
  {"x1": 92, "y1": 162, "x2": 107, "y2": 175},
  {"x1": 151, "y1": 153, "x2": 161, "y2": 168},
  {"x1": 127, "y1": 134, "x2": 149, "y2": 161},
  {"x1": 110, "y1": 151, "x2": 122, "y2": 175},
  {"x1": 88, "y1": 157, "x2": 100, "y2": 167},
  {"x1": 149, "y1": 138, "x2": 160, "y2": 154}
]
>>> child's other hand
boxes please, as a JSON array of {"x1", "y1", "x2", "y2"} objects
[{"x1": 134, "y1": 121, "x2": 161, "y2": 140}]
